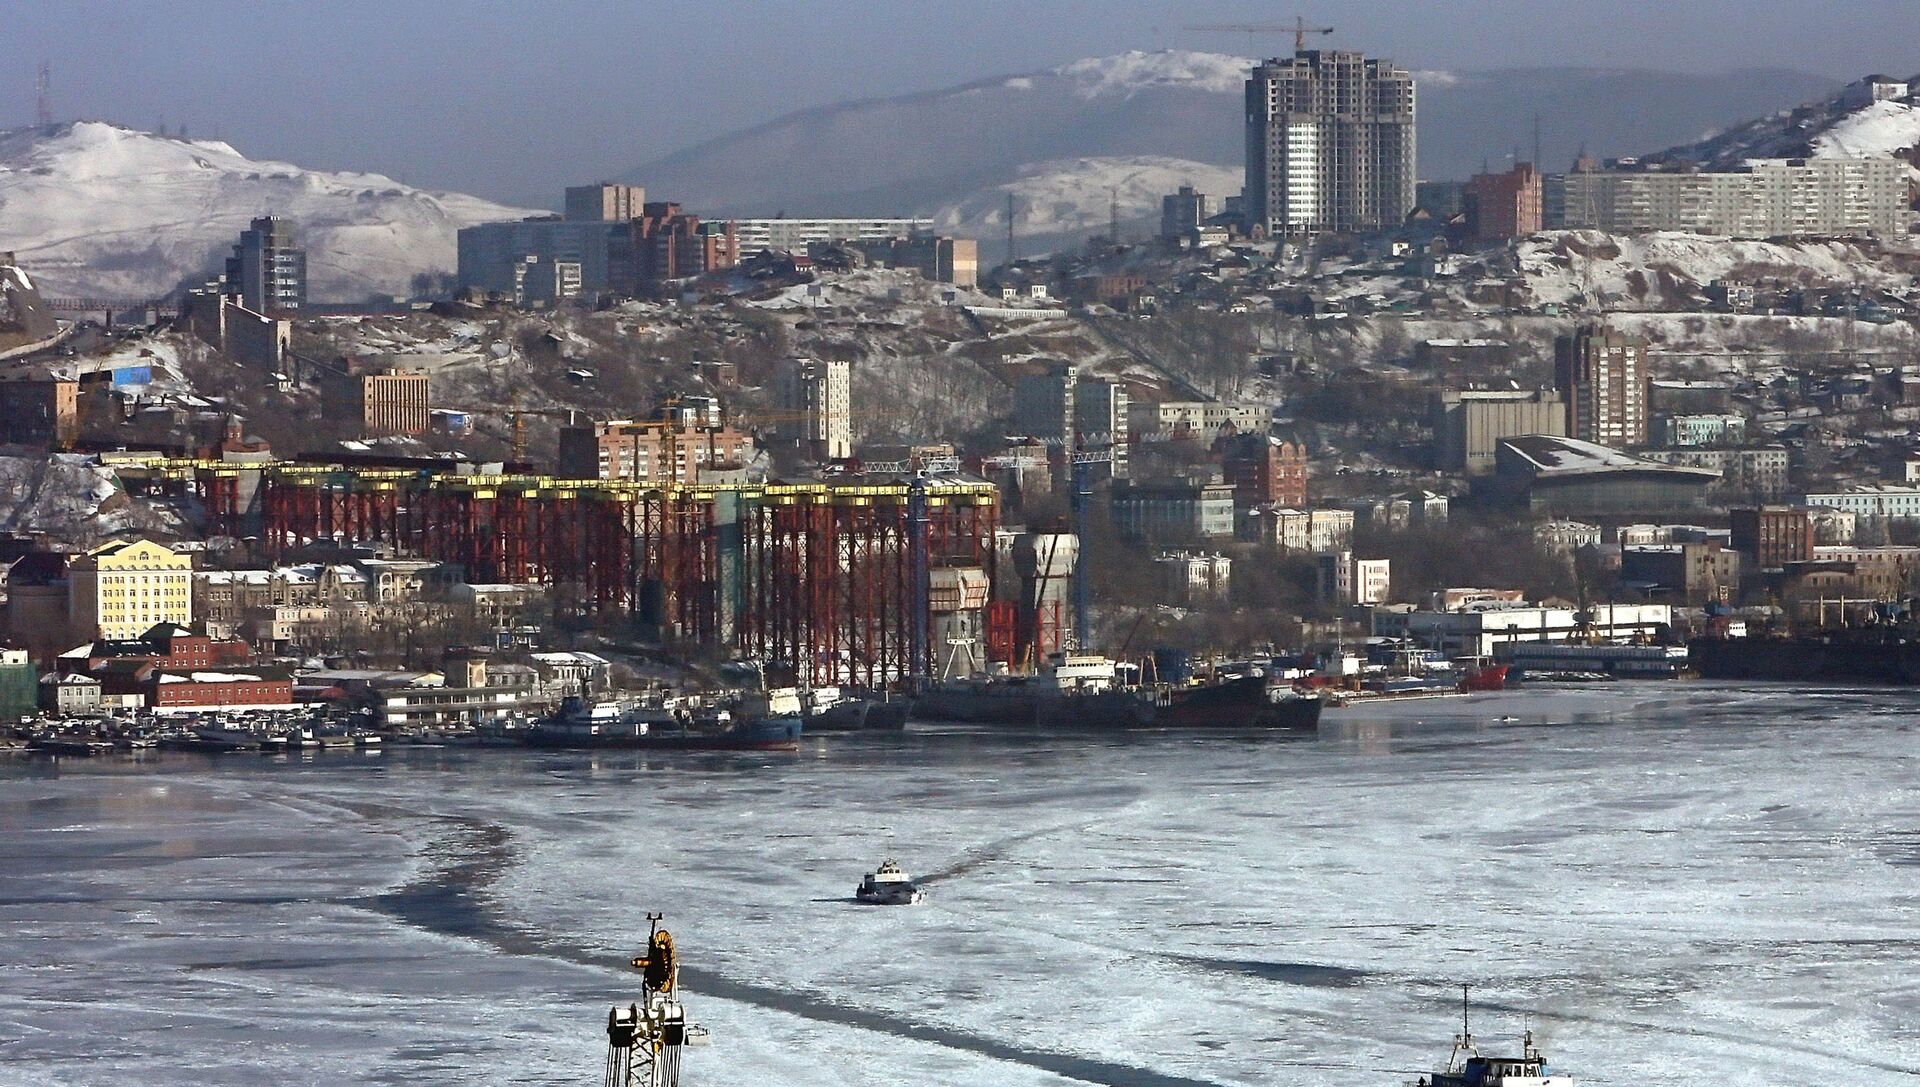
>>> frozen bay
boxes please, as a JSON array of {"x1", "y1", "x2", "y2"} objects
[{"x1": 0, "y1": 683, "x2": 1916, "y2": 1086}]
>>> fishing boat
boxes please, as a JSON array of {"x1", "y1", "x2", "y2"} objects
[
  {"x1": 1409, "y1": 988, "x2": 1573, "y2": 1086},
  {"x1": 855, "y1": 859, "x2": 924, "y2": 905}
]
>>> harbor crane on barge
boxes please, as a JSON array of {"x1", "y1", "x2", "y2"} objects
[{"x1": 603, "y1": 914, "x2": 707, "y2": 1087}]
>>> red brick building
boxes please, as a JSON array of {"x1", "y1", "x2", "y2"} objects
[
  {"x1": 1463, "y1": 162, "x2": 1543, "y2": 241},
  {"x1": 149, "y1": 668, "x2": 296, "y2": 711},
  {"x1": 627, "y1": 203, "x2": 738, "y2": 290},
  {"x1": 1220, "y1": 435, "x2": 1308, "y2": 508},
  {"x1": 1731, "y1": 506, "x2": 1815, "y2": 570}
]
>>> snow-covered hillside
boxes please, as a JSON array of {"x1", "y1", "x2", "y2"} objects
[
  {"x1": 935, "y1": 156, "x2": 1240, "y2": 241},
  {"x1": 1651, "y1": 72, "x2": 1920, "y2": 171},
  {"x1": 0, "y1": 122, "x2": 539, "y2": 302},
  {"x1": 1516, "y1": 230, "x2": 1918, "y2": 308},
  {"x1": 630, "y1": 49, "x2": 1830, "y2": 242}
]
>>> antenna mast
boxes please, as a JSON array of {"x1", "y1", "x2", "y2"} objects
[
  {"x1": 35, "y1": 61, "x2": 51, "y2": 127},
  {"x1": 1005, "y1": 191, "x2": 1017, "y2": 269},
  {"x1": 1109, "y1": 187, "x2": 1121, "y2": 244}
]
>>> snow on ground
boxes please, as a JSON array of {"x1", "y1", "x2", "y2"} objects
[
  {"x1": 1051, "y1": 50, "x2": 1253, "y2": 99},
  {"x1": 1811, "y1": 97, "x2": 1920, "y2": 159},
  {"x1": 936, "y1": 156, "x2": 1239, "y2": 241},
  {"x1": 2, "y1": 684, "x2": 1916, "y2": 1087},
  {"x1": 0, "y1": 121, "x2": 538, "y2": 302},
  {"x1": 1515, "y1": 230, "x2": 1915, "y2": 308},
  {"x1": 0, "y1": 453, "x2": 182, "y2": 540}
]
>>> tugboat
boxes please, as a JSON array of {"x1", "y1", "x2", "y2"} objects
[
  {"x1": 855, "y1": 859, "x2": 924, "y2": 905},
  {"x1": 1410, "y1": 987, "x2": 1573, "y2": 1086}
]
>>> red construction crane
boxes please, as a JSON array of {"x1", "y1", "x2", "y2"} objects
[{"x1": 1185, "y1": 16, "x2": 1334, "y2": 53}]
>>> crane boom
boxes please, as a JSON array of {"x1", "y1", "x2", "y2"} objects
[{"x1": 1185, "y1": 16, "x2": 1334, "y2": 52}]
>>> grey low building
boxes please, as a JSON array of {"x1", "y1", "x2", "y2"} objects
[
  {"x1": 1494, "y1": 435, "x2": 1719, "y2": 515},
  {"x1": 1110, "y1": 479, "x2": 1236, "y2": 540}
]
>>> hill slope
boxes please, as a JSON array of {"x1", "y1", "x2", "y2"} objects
[
  {"x1": 1648, "y1": 72, "x2": 1920, "y2": 169},
  {"x1": 0, "y1": 122, "x2": 538, "y2": 302},
  {"x1": 623, "y1": 51, "x2": 1837, "y2": 249}
]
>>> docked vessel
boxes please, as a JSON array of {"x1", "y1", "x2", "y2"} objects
[
  {"x1": 909, "y1": 655, "x2": 1119, "y2": 725},
  {"x1": 800, "y1": 687, "x2": 910, "y2": 732},
  {"x1": 1690, "y1": 630, "x2": 1920, "y2": 684},
  {"x1": 1038, "y1": 674, "x2": 1323, "y2": 730},
  {"x1": 527, "y1": 689, "x2": 802, "y2": 751},
  {"x1": 1410, "y1": 989, "x2": 1572, "y2": 1087},
  {"x1": 27, "y1": 734, "x2": 115, "y2": 757},
  {"x1": 854, "y1": 859, "x2": 924, "y2": 905}
]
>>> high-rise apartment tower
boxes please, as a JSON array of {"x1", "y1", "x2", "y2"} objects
[{"x1": 1244, "y1": 50, "x2": 1416, "y2": 239}]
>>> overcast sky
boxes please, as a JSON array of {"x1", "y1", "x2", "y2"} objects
[{"x1": 6, "y1": 0, "x2": 1914, "y2": 205}]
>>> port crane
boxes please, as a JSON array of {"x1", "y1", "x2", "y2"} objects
[
  {"x1": 604, "y1": 914, "x2": 706, "y2": 1087},
  {"x1": 1185, "y1": 16, "x2": 1334, "y2": 53}
]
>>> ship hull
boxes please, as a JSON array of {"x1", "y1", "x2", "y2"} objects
[
  {"x1": 525, "y1": 715, "x2": 802, "y2": 752},
  {"x1": 1040, "y1": 677, "x2": 1323, "y2": 731},
  {"x1": 1691, "y1": 636, "x2": 1920, "y2": 684}
]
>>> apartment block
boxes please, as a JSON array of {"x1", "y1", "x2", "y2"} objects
[
  {"x1": 774, "y1": 357, "x2": 852, "y2": 461},
  {"x1": 564, "y1": 182, "x2": 645, "y2": 223},
  {"x1": 224, "y1": 217, "x2": 306, "y2": 312},
  {"x1": 1554, "y1": 326, "x2": 1649, "y2": 448},
  {"x1": 557, "y1": 418, "x2": 755, "y2": 482},
  {"x1": 1463, "y1": 162, "x2": 1543, "y2": 241},
  {"x1": 1549, "y1": 158, "x2": 1910, "y2": 238},
  {"x1": 1245, "y1": 49, "x2": 1416, "y2": 237},
  {"x1": 69, "y1": 539, "x2": 193, "y2": 642},
  {"x1": 731, "y1": 218, "x2": 933, "y2": 256}
]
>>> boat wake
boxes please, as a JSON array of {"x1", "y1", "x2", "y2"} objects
[{"x1": 357, "y1": 814, "x2": 1237, "y2": 1087}]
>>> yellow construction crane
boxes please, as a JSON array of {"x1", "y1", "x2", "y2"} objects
[
  {"x1": 1186, "y1": 16, "x2": 1334, "y2": 53},
  {"x1": 446, "y1": 406, "x2": 585, "y2": 463}
]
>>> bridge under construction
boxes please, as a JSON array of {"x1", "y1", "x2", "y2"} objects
[{"x1": 108, "y1": 454, "x2": 1002, "y2": 686}]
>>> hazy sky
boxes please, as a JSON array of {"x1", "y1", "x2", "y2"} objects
[{"x1": 6, "y1": 0, "x2": 1915, "y2": 206}]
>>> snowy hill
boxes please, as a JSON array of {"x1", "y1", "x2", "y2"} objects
[
  {"x1": 1648, "y1": 73, "x2": 1920, "y2": 172},
  {"x1": 1514, "y1": 230, "x2": 1919, "y2": 309},
  {"x1": 623, "y1": 50, "x2": 1833, "y2": 253},
  {"x1": 935, "y1": 156, "x2": 1240, "y2": 244},
  {"x1": 0, "y1": 122, "x2": 539, "y2": 302}
]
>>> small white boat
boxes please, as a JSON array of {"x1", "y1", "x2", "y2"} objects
[{"x1": 855, "y1": 859, "x2": 924, "y2": 905}]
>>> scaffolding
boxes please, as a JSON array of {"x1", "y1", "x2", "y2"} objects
[{"x1": 112, "y1": 455, "x2": 998, "y2": 681}]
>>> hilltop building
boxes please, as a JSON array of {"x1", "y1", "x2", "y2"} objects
[
  {"x1": 1548, "y1": 158, "x2": 1910, "y2": 238},
  {"x1": 224, "y1": 217, "x2": 306, "y2": 312},
  {"x1": 1244, "y1": 49, "x2": 1416, "y2": 238}
]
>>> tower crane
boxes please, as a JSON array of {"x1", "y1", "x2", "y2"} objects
[{"x1": 1185, "y1": 16, "x2": 1334, "y2": 53}]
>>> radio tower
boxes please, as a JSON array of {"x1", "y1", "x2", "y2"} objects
[{"x1": 35, "y1": 62, "x2": 52, "y2": 126}]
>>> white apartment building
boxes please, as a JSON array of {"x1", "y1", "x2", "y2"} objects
[
  {"x1": 731, "y1": 218, "x2": 933, "y2": 255},
  {"x1": 774, "y1": 356, "x2": 852, "y2": 461},
  {"x1": 1551, "y1": 158, "x2": 1911, "y2": 238},
  {"x1": 1801, "y1": 485, "x2": 1920, "y2": 521}
]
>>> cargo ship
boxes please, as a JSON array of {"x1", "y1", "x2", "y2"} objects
[
  {"x1": 526, "y1": 689, "x2": 803, "y2": 751},
  {"x1": 1691, "y1": 630, "x2": 1920, "y2": 684}
]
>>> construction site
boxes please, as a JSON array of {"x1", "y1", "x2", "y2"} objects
[{"x1": 103, "y1": 452, "x2": 1073, "y2": 687}]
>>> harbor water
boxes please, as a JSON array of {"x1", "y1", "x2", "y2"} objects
[{"x1": 1, "y1": 682, "x2": 1916, "y2": 1086}]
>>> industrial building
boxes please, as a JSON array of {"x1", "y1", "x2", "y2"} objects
[
  {"x1": 1432, "y1": 388, "x2": 1567, "y2": 475},
  {"x1": 1244, "y1": 49, "x2": 1417, "y2": 238},
  {"x1": 109, "y1": 453, "x2": 1005, "y2": 689}
]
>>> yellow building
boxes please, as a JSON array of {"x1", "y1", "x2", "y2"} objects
[{"x1": 68, "y1": 539, "x2": 194, "y2": 641}]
